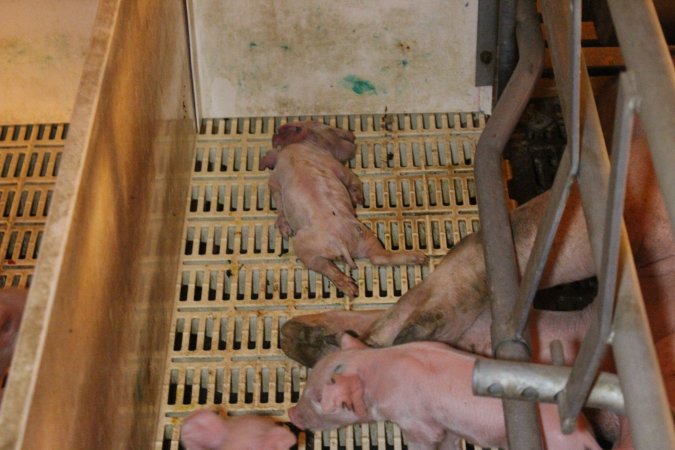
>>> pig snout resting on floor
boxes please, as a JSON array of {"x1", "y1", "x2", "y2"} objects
[
  {"x1": 289, "y1": 334, "x2": 600, "y2": 450},
  {"x1": 0, "y1": 288, "x2": 27, "y2": 402},
  {"x1": 179, "y1": 409, "x2": 297, "y2": 450},
  {"x1": 261, "y1": 121, "x2": 427, "y2": 297}
]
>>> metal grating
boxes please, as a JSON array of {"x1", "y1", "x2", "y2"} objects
[
  {"x1": 0, "y1": 124, "x2": 64, "y2": 289},
  {"x1": 155, "y1": 113, "x2": 487, "y2": 450}
]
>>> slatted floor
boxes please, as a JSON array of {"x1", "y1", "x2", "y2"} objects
[
  {"x1": 0, "y1": 123, "x2": 64, "y2": 289},
  {"x1": 154, "y1": 113, "x2": 487, "y2": 449},
  {"x1": 0, "y1": 123, "x2": 65, "y2": 398}
]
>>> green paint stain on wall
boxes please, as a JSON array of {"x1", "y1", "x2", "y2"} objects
[
  {"x1": 400, "y1": 59, "x2": 409, "y2": 67},
  {"x1": 249, "y1": 42, "x2": 257, "y2": 49},
  {"x1": 280, "y1": 44, "x2": 290, "y2": 51},
  {"x1": 342, "y1": 75, "x2": 376, "y2": 95}
]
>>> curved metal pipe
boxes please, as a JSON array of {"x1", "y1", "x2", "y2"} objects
[{"x1": 473, "y1": 0, "x2": 545, "y2": 448}]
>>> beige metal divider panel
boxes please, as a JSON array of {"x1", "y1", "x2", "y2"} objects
[
  {"x1": 156, "y1": 113, "x2": 493, "y2": 449},
  {"x1": 187, "y1": 0, "x2": 492, "y2": 119}
]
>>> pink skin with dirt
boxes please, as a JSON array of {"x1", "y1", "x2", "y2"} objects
[
  {"x1": 289, "y1": 334, "x2": 601, "y2": 450},
  {"x1": 261, "y1": 121, "x2": 427, "y2": 297},
  {"x1": 179, "y1": 409, "x2": 296, "y2": 450},
  {"x1": 0, "y1": 288, "x2": 27, "y2": 402}
]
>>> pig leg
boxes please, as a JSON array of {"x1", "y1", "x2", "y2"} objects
[
  {"x1": 330, "y1": 162, "x2": 364, "y2": 206},
  {"x1": 180, "y1": 410, "x2": 228, "y2": 450},
  {"x1": 370, "y1": 184, "x2": 594, "y2": 347},
  {"x1": 353, "y1": 225, "x2": 428, "y2": 267},
  {"x1": 269, "y1": 176, "x2": 293, "y2": 238},
  {"x1": 364, "y1": 233, "x2": 489, "y2": 347},
  {"x1": 438, "y1": 432, "x2": 463, "y2": 450},
  {"x1": 292, "y1": 230, "x2": 359, "y2": 297},
  {"x1": 404, "y1": 442, "x2": 436, "y2": 450}
]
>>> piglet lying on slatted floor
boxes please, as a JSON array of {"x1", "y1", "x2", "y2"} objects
[
  {"x1": 179, "y1": 409, "x2": 296, "y2": 450},
  {"x1": 289, "y1": 333, "x2": 601, "y2": 450},
  {"x1": 260, "y1": 121, "x2": 427, "y2": 297}
]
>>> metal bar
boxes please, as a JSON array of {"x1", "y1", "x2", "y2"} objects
[
  {"x1": 474, "y1": 0, "x2": 544, "y2": 447},
  {"x1": 558, "y1": 71, "x2": 637, "y2": 433},
  {"x1": 475, "y1": 0, "x2": 499, "y2": 87},
  {"x1": 473, "y1": 358, "x2": 625, "y2": 414},
  {"x1": 607, "y1": 0, "x2": 675, "y2": 231},
  {"x1": 477, "y1": 0, "x2": 543, "y2": 361},
  {"x1": 494, "y1": 0, "x2": 517, "y2": 99},
  {"x1": 512, "y1": 0, "x2": 582, "y2": 337},
  {"x1": 541, "y1": 1, "x2": 675, "y2": 446},
  {"x1": 575, "y1": 74, "x2": 675, "y2": 448}
]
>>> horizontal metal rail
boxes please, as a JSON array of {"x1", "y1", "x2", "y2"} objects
[{"x1": 473, "y1": 358, "x2": 625, "y2": 414}]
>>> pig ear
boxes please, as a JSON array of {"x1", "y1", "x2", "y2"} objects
[
  {"x1": 259, "y1": 151, "x2": 278, "y2": 170},
  {"x1": 339, "y1": 332, "x2": 368, "y2": 350},
  {"x1": 331, "y1": 127, "x2": 355, "y2": 143},
  {"x1": 320, "y1": 373, "x2": 368, "y2": 418}
]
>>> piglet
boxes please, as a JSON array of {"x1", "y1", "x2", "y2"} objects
[
  {"x1": 261, "y1": 121, "x2": 427, "y2": 297},
  {"x1": 179, "y1": 409, "x2": 297, "y2": 450},
  {"x1": 261, "y1": 121, "x2": 357, "y2": 170},
  {"x1": 0, "y1": 288, "x2": 27, "y2": 402},
  {"x1": 289, "y1": 334, "x2": 601, "y2": 450}
]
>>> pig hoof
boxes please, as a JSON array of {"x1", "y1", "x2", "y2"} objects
[
  {"x1": 404, "y1": 251, "x2": 428, "y2": 264},
  {"x1": 275, "y1": 220, "x2": 293, "y2": 238},
  {"x1": 280, "y1": 320, "x2": 340, "y2": 367},
  {"x1": 350, "y1": 188, "x2": 364, "y2": 207},
  {"x1": 406, "y1": 251, "x2": 428, "y2": 265},
  {"x1": 337, "y1": 281, "x2": 359, "y2": 298}
]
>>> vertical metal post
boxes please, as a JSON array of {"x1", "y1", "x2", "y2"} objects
[
  {"x1": 474, "y1": 0, "x2": 545, "y2": 448},
  {"x1": 494, "y1": 0, "x2": 517, "y2": 99},
  {"x1": 607, "y1": 0, "x2": 675, "y2": 230}
]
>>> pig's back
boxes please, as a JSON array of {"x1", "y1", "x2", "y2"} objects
[
  {"x1": 383, "y1": 343, "x2": 600, "y2": 450},
  {"x1": 275, "y1": 145, "x2": 357, "y2": 231},
  {"x1": 375, "y1": 343, "x2": 506, "y2": 447}
]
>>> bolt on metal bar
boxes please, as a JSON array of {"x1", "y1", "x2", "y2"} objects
[
  {"x1": 558, "y1": 71, "x2": 638, "y2": 433},
  {"x1": 473, "y1": 358, "x2": 625, "y2": 414},
  {"x1": 607, "y1": 0, "x2": 675, "y2": 232},
  {"x1": 474, "y1": 0, "x2": 545, "y2": 448},
  {"x1": 512, "y1": 0, "x2": 582, "y2": 337}
]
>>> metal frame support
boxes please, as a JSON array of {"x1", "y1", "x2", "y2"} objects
[
  {"x1": 607, "y1": 0, "x2": 675, "y2": 231},
  {"x1": 494, "y1": 0, "x2": 518, "y2": 99},
  {"x1": 512, "y1": 0, "x2": 582, "y2": 337},
  {"x1": 473, "y1": 0, "x2": 675, "y2": 448},
  {"x1": 475, "y1": 0, "x2": 499, "y2": 87},
  {"x1": 474, "y1": 0, "x2": 545, "y2": 448},
  {"x1": 557, "y1": 70, "x2": 637, "y2": 432}
]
